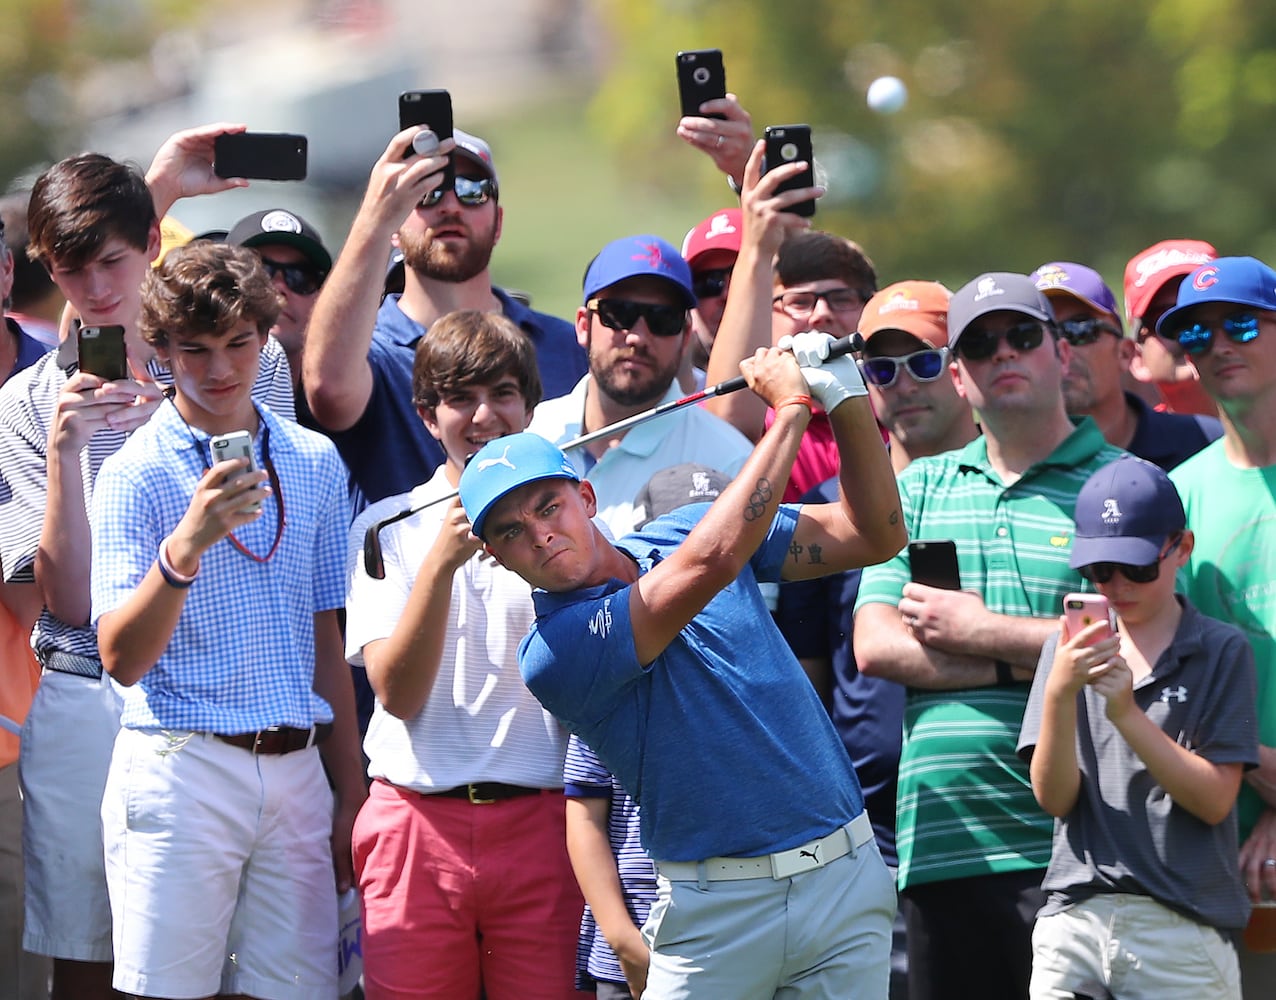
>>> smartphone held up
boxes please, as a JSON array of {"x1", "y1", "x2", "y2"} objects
[
  {"x1": 210, "y1": 430, "x2": 263, "y2": 514},
  {"x1": 762, "y1": 124, "x2": 816, "y2": 217},
  {"x1": 676, "y1": 49, "x2": 727, "y2": 119},
  {"x1": 1063, "y1": 593, "x2": 1115, "y2": 644},
  {"x1": 213, "y1": 132, "x2": 308, "y2": 181}
]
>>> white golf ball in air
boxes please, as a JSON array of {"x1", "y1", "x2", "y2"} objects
[{"x1": 866, "y1": 76, "x2": 908, "y2": 115}]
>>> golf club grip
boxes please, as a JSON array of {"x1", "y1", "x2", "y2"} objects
[{"x1": 707, "y1": 332, "x2": 864, "y2": 397}]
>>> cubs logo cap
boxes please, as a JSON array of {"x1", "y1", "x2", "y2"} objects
[
  {"x1": 459, "y1": 433, "x2": 581, "y2": 541},
  {"x1": 582, "y1": 235, "x2": 696, "y2": 308},
  {"x1": 947, "y1": 272, "x2": 1054, "y2": 350},
  {"x1": 1155, "y1": 256, "x2": 1276, "y2": 338},
  {"x1": 1069, "y1": 455, "x2": 1186, "y2": 570},
  {"x1": 859, "y1": 280, "x2": 952, "y2": 350},
  {"x1": 1030, "y1": 262, "x2": 1122, "y2": 331}
]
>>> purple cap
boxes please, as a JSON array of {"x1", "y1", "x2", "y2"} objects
[
  {"x1": 947, "y1": 272, "x2": 1054, "y2": 350},
  {"x1": 1031, "y1": 261, "x2": 1122, "y2": 332},
  {"x1": 1157, "y1": 256, "x2": 1276, "y2": 338},
  {"x1": 582, "y1": 235, "x2": 696, "y2": 308},
  {"x1": 1069, "y1": 456, "x2": 1186, "y2": 569}
]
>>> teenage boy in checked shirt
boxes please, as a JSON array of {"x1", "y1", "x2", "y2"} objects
[{"x1": 89, "y1": 241, "x2": 364, "y2": 999}]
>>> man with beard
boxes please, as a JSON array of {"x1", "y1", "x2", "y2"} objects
[
  {"x1": 527, "y1": 234, "x2": 751, "y2": 537},
  {"x1": 304, "y1": 127, "x2": 587, "y2": 503}
]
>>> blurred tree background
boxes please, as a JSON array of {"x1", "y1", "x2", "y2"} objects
[{"x1": 4, "y1": 0, "x2": 1276, "y2": 315}]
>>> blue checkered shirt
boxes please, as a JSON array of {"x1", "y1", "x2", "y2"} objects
[{"x1": 90, "y1": 400, "x2": 345, "y2": 732}]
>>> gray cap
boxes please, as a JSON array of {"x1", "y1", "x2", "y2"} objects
[
  {"x1": 633, "y1": 463, "x2": 733, "y2": 529},
  {"x1": 948, "y1": 272, "x2": 1054, "y2": 350}
]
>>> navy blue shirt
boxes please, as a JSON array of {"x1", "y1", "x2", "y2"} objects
[
  {"x1": 1125, "y1": 391, "x2": 1221, "y2": 472},
  {"x1": 775, "y1": 477, "x2": 905, "y2": 867},
  {"x1": 322, "y1": 288, "x2": 587, "y2": 504},
  {"x1": 6, "y1": 317, "x2": 48, "y2": 381}
]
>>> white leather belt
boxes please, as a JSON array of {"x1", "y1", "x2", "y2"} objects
[{"x1": 656, "y1": 811, "x2": 875, "y2": 882}]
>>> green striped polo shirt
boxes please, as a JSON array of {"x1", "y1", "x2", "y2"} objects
[{"x1": 856, "y1": 418, "x2": 1125, "y2": 889}]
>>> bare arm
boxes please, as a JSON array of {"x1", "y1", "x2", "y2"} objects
[
  {"x1": 361, "y1": 499, "x2": 479, "y2": 719},
  {"x1": 783, "y1": 392, "x2": 904, "y2": 578},
  {"x1": 897, "y1": 582, "x2": 1056, "y2": 667},
  {"x1": 703, "y1": 142, "x2": 818, "y2": 441},
  {"x1": 145, "y1": 122, "x2": 248, "y2": 219},
  {"x1": 38, "y1": 374, "x2": 162, "y2": 625},
  {"x1": 97, "y1": 458, "x2": 268, "y2": 685},
  {"x1": 676, "y1": 93, "x2": 754, "y2": 191},
  {"x1": 566, "y1": 796, "x2": 648, "y2": 999},
  {"x1": 854, "y1": 601, "x2": 1003, "y2": 689},
  {"x1": 629, "y1": 347, "x2": 813, "y2": 665},
  {"x1": 303, "y1": 130, "x2": 452, "y2": 432},
  {"x1": 1028, "y1": 623, "x2": 1095, "y2": 816},
  {"x1": 313, "y1": 609, "x2": 370, "y2": 894},
  {"x1": 1244, "y1": 744, "x2": 1276, "y2": 809}
]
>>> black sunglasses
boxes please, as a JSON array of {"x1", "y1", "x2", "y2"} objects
[
  {"x1": 1171, "y1": 311, "x2": 1263, "y2": 357},
  {"x1": 860, "y1": 348, "x2": 950, "y2": 388},
  {"x1": 260, "y1": 257, "x2": 325, "y2": 296},
  {"x1": 1058, "y1": 317, "x2": 1122, "y2": 347},
  {"x1": 955, "y1": 320, "x2": 1047, "y2": 362},
  {"x1": 692, "y1": 266, "x2": 733, "y2": 301},
  {"x1": 420, "y1": 175, "x2": 497, "y2": 209},
  {"x1": 587, "y1": 298, "x2": 686, "y2": 337},
  {"x1": 1078, "y1": 535, "x2": 1182, "y2": 585}
]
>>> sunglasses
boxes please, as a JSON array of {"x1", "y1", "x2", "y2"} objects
[
  {"x1": 587, "y1": 298, "x2": 686, "y2": 337},
  {"x1": 1077, "y1": 535, "x2": 1182, "y2": 585},
  {"x1": 1172, "y1": 311, "x2": 1263, "y2": 356},
  {"x1": 419, "y1": 175, "x2": 497, "y2": 209},
  {"x1": 772, "y1": 288, "x2": 867, "y2": 318},
  {"x1": 860, "y1": 348, "x2": 950, "y2": 388},
  {"x1": 692, "y1": 266, "x2": 733, "y2": 301},
  {"x1": 955, "y1": 320, "x2": 1047, "y2": 362},
  {"x1": 260, "y1": 258, "x2": 325, "y2": 296},
  {"x1": 1058, "y1": 317, "x2": 1121, "y2": 347}
]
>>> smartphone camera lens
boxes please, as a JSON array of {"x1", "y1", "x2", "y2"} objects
[
  {"x1": 781, "y1": 142, "x2": 798, "y2": 161},
  {"x1": 693, "y1": 66, "x2": 710, "y2": 84}
]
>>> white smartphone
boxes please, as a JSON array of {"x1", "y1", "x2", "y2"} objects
[{"x1": 209, "y1": 430, "x2": 261, "y2": 513}]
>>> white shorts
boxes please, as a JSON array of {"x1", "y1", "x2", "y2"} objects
[
  {"x1": 19, "y1": 668, "x2": 121, "y2": 960},
  {"x1": 103, "y1": 728, "x2": 338, "y2": 999}
]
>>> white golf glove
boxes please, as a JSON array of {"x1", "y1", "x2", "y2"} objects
[{"x1": 777, "y1": 331, "x2": 868, "y2": 413}]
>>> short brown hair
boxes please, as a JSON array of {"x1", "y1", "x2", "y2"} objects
[
  {"x1": 774, "y1": 231, "x2": 877, "y2": 298},
  {"x1": 27, "y1": 154, "x2": 156, "y2": 270},
  {"x1": 412, "y1": 310, "x2": 542, "y2": 412},
  {"x1": 139, "y1": 242, "x2": 281, "y2": 349}
]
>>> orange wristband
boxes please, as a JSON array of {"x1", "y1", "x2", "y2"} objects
[{"x1": 775, "y1": 394, "x2": 814, "y2": 413}]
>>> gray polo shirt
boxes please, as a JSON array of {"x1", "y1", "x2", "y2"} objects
[{"x1": 1018, "y1": 598, "x2": 1259, "y2": 931}]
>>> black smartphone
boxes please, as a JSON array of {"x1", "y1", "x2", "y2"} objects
[
  {"x1": 77, "y1": 324, "x2": 127, "y2": 381},
  {"x1": 213, "y1": 132, "x2": 308, "y2": 181},
  {"x1": 763, "y1": 124, "x2": 815, "y2": 216},
  {"x1": 909, "y1": 540, "x2": 961, "y2": 591},
  {"x1": 676, "y1": 49, "x2": 726, "y2": 119},
  {"x1": 398, "y1": 89, "x2": 454, "y2": 181}
]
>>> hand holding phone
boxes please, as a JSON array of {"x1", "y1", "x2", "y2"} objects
[
  {"x1": 399, "y1": 89, "x2": 454, "y2": 179},
  {"x1": 210, "y1": 430, "x2": 263, "y2": 514},
  {"x1": 676, "y1": 49, "x2": 727, "y2": 119},
  {"x1": 762, "y1": 125, "x2": 816, "y2": 216},
  {"x1": 213, "y1": 132, "x2": 308, "y2": 181}
]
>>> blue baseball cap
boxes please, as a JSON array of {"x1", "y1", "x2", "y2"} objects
[
  {"x1": 582, "y1": 235, "x2": 696, "y2": 308},
  {"x1": 1031, "y1": 261, "x2": 1122, "y2": 330},
  {"x1": 458, "y1": 433, "x2": 580, "y2": 541},
  {"x1": 1069, "y1": 456, "x2": 1186, "y2": 569},
  {"x1": 1156, "y1": 256, "x2": 1276, "y2": 338}
]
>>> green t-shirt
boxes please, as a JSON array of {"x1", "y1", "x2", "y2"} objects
[
  {"x1": 856, "y1": 419, "x2": 1125, "y2": 889},
  {"x1": 1171, "y1": 441, "x2": 1276, "y2": 841}
]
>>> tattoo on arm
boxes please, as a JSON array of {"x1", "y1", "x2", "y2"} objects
[
  {"x1": 789, "y1": 540, "x2": 826, "y2": 565},
  {"x1": 743, "y1": 478, "x2": 773, "y2": 522},
  {"x1": 889, "y1": 510, "x2": 899, "y2": 526}
]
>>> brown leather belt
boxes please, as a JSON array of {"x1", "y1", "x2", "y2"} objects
[
  {"x1": 428, "y1": 782, "x2": 545, "y2": 805},
  {"x1": 215, "y1": 723, "x2": 332, "y2": 755}
]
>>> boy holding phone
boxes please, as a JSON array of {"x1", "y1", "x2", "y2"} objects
[
  {"x1": 1018, "y1": 455, "x2": 1257, "y2": 999},
  {"x1": 89, "y1": 241, "x2": 364, "y2": 999}
]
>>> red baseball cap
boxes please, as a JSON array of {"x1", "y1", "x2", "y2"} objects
[
  {"x1": 681, "y1": 208, "x2": 742, "y2": 270},
  {"x1": 1123, "y1": 239, "x2": 1217, "y2": 326}
]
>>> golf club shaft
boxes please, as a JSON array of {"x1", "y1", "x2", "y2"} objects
[{"x1": 362, "y1": 332, "x2": 863, "y2": 577}]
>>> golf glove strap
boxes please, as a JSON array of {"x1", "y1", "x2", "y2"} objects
[{"x1": 778, "y1": 332, "x2": 868, "y2": 412}]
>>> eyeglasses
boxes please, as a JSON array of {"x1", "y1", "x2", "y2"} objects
[
  {"x1": 772, "y1": 288, "x2": 867, "y2": 318},
  {"x1": 954, "y1": 320, "x2": 1047, "y2": 362},
  {"x1": 260, "y1": 258, "x2": 325, "y2": 296},
  {"x1": 1171, "y1": 311, "x2": 1263, "y2": 356},
  {"x1": 860, "y1": 348, "x2": 950, "y2": 388},
  {"x1": 1058, "y1": 317, "x2": 1121, "y2": 347},
  {"x1": 1077, "y1": 535, "x2": 1182, "y2": 585},
  {"x1": 692, "y1": 267, "x2": 733, "y2": 301},
  {"x1": 419, "y1": 175, "x2": 497, "y2": 209},
  {"x1": 587, "y1": 298, "x2": 686, "y2": 337}
]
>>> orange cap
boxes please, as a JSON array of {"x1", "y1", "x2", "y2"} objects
[{"x1": 859, "y1": 280, "x2": 952, "y2": 350}]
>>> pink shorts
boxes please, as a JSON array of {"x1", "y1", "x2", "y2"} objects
[{"x1": 353, "y1": 779, "x2": 585, "y2": 999}]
